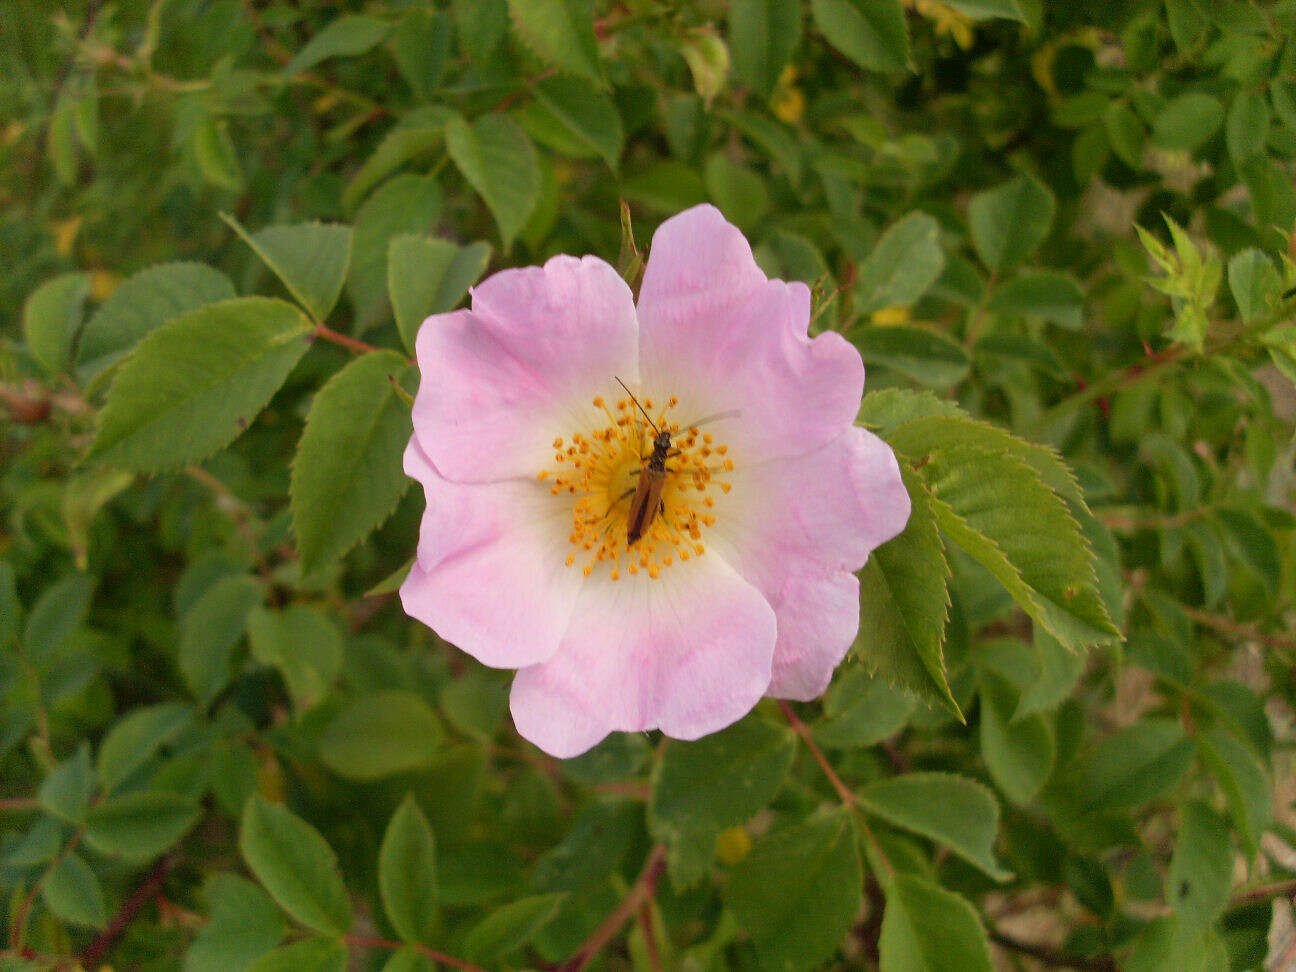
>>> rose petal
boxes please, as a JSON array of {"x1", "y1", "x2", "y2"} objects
[
  {"x1": 637, "y1": 205, "x2": 863, "y2": 462},
  {"x1": 765, "y1": 570, "x2": 860, "y2": 700},
  {"x1": 400, "y1": 441, "x2": 582, "y2": 668},
  {"x1": 412, "y1": 255, "x2": 638, "y2": 483},
  {"x1": 708, "y1": 426, "x2": 910, "y2": 701},
  {"x1": 509, "y1": 553, "x2": 777, "y2": 758}
]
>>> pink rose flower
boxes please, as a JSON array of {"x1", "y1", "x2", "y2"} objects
[{"x1": 401, "y1": 204, "x2": 911, "y2": 757}]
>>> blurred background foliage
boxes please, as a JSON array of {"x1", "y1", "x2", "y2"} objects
[{"x1": 3, "y1": 0, "x2": 1296, "y2": 969}]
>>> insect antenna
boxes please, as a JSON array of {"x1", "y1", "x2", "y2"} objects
[{"x1": 614, "y1": 376, "x2": 661, "y2": 435}]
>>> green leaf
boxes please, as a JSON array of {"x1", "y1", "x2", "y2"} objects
[
  {"x1": 851, "y1": 325, "x2": 970, "y2": 389},
  {"x1": 445, "y1": 114, "x2": 540, "y2": 251},
  {"x1": 390, "y1": 10, "x2": 450, "y2": 100},
  {"x1": 650, "y1": 715, "x2": 796, "y2": 885},
  {"x1": 1152, "y1": 93, "x2": 1224, "y2": 152},
  {"x1": 814, "y1": 666, "x2": 917, "y2": 749},
  {"x1": 245, "y1": 938, "x2": 348, "y2": 972},
  {"x1": 1164, "y1": 0, "x2": 1207, "y2": 50},
  {"x1": 341, "y1": 109, "x2": 452, "y2": 213},
  {"x1": 1227, "y1": 249, "x2": 1280, "y2": 324},
  {"x1": 223, "y1": 216, "x2": 352, "y2": 323},
  {"x1": 854, "y1": 465, "x2": 958, "y2": 715},
  {"x1": 84, "y1": 791, "x2": 200, "y2": 860},
  {"x1": 0, "y1": 560, "x2": 19, "y2": 647},
  {"x1": 178, "y1": 574, "x2": 263, "y2": 706},
  {"x1": 728, "y1": 0, "x2": 802, "y2": 98},
  {"x1": 856, "y1": 773, "x2": 1011, "y2": 881},
  {"x1": 193, "y1": 115, "x2": 242, "y2": 191},
  {"x1": 704, "y1": 153, "x2": 770, "y2": 231},
  {"x1": 506, "y1": 0, "x2": 602, "y2": 82},
  {"x1": 622, "y1": 160, "x2": 708, "y2": 213},
  {"x1": 1240, "y1": 157, "x2": 1296, "y2": 232},
  {"x1": 380, "y1": 949, "x2": 437, "y2": 972},
  {"x1": 857, "y1": 389, "x2": 969, "y2": 437},
  {"x1": 388, "y1": 235, "x2": 491, "y2": 353},
  {"x1": 184, "y1": 874, "x2": 287, "y2": 972},
  {"x1": 973, "y1": 333, "x2": 1069, "y2": 378},
  {"x1": 532, "y1": 800, "x2": 640, "y2": 894},
  {"x1": 1016, "y1": 630, "x2": 1087, "y2": 718},
  {"x1": 379, "y1": 795, "x2": 439, "y2": 946},
  {"x1": 239, "y1": 795, "x2": 353, "y2": 935},
  {"x1": 1103, "y1": 100, "x2": 1146, "y2": 168},
  {"x1": 317, "y1": 691, "x2": 443, "y2": 780},
  {"x1": 463, "y1": 893, "x2": 567, "y2": 964},
  {"x1": 285, "y1": 15, "x2": 391, "y2": 74},
  {"x1": 679, "y1": 27, "x2": 731, "y2": 107},
  {"x1": 968, "y1": 176, "x2": 1056, "y2": 273},
  {"x1": 987, "y1": 269, "x2": 1085, "y2": 329},
  {"x1": 879, "y1": 874, "x2": 993, "y2": 971},
  {"x1": 348, "y1": 174, "x2": 445, "y2": 329},
  {"x1": 97, "y1": 702, "x2": 193, "y2": 793},
  {"x1": 942, "y1": 0, "x2": 1025, "y2": 20},
  {"x1": 1225, "y1": 89, "x2": 1269, "y2": 166},
  {"x1": 42, "y1": 852, "x2": 107, "y2": 929},
  {"x1": 855, "y1": 211, "x2": 945, "y2": 314},
  {"x1": 907, "y1": 443, "x2": 1118, "y2": 651},
  {"x1": 979, "y1": 674, "x2": 1055, "y2": 805},
  {"x1": 38, "y1": 743, "x2": 94, "y2": 824},
  {"x1": 1197, "y1": 728, "x2": 1271, "y2": 859},
  {"x1": 22, "y1": 572, "x2": 94, "y2": 662},
  {"x1": 722, "y1": 109, "x2": 804, "y2": 185},
  {"x1": 724, "y1": 808, "x2": 862, "y2": 971},
  {"x1": 89, "y1": 298, "x2": 313, "y2": 471},
  {"x1": 532, "y1": 76, "x2": 624, "y2": 169},
  {"x1": 1167, "y1": 801, "x2": 1233, "y2": 930},
  {"x1": 455, "y1": 0, "x2": 509, "y2": 63},
  {"x1": 78, "y1": 263, "x2": 236, "y2": 379},
  {"x1": 810, "y1": 0, "x2": 909, "y2": 73},
  {"x1": 246, "y1": 605, "x2": 343, "y2": 713},
  {"x1": 23, "y1": 272, "x2": 90, "y2": 376},
  {"x1": 1052, "y1": 719, "x2": 1194, "y2": 813},
  {"x1": 1215, "y1": 508, "x2": 1281, "y2": 594},
  {"x1": 291, "y1": 351, "x2": 413, "y2": 577},
  {"x1": 439, "y1": 668, "x2": 510, "y2": 741}
]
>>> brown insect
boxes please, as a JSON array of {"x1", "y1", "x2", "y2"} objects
[{"x1": 615, "y1": 377, "x2": 672, "y2": 547}]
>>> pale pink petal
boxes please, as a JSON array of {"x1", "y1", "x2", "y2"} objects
[
  {"x1": 508, "y1": 554, "x2": 777, "y2": 758},
  {"x1": 709, "y1": 426, "x2": 910, "y2": 701},
  {"x1": 400, "y1": 441, "x2": 582, "y2": 669},
  {"x1": 765, "y1": 570, "x2": 860, "y2": 700},
  {"x1": 412, "y1": 255, "x2": 638, "y2": 483},
  {"x1": 636, "y1": 205, "x2": 863, "y2": 462}
]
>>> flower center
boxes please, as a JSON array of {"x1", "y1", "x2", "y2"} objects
[{"x1": 536, "y1": 392, "x2": 734, "y2": 581}]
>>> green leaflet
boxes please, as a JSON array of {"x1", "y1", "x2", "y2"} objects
[
  {"x1": 855, "y1": 464, "x2": 958, "y2": 715},
  {"x1": 240, "y1": 796, "x2": 353, "y2": 935},
  {"x1": 89, "y1": 297, "x2": 313, "y2": 471},
  {"x1": 290, "y1": 350, "x2": 414, "y2": 578},
  {"x1": 445, "y1": 114, "x2": 540, "y2": 251}
]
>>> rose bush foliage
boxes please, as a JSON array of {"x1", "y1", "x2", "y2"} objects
[{"x1": 2, "y1": 0, "x2": 1295, "y2": 969}]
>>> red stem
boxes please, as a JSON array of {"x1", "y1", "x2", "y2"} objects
[
  {"x1": 80, "y1": 854, "x2": 176, "y2": 967},
  {"x1": 559, "y1": 844, "x2": 667, "y2": 971},
  {"x1": 311, "y1": 323, "x2": 391, "y2": 357}
]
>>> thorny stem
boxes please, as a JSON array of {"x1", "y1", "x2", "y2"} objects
[
  {"x1": 1098, "y1": 503, "x2": 1219, "y2": 531},
  {"x1": 312, "y1": 323, "x2": 392, "y2": 357},
  {"x1": 637, "y1": 901, "x2": 663, "y2": 971},
  {"x1": 345, "y1": 935, "x2": 490, "y2": 971},
  {"x1": 80, "y1": 854, "x2": 176, "y2": 968},
  {"x1": 1181, "y1": 605, "x2": 1296, "y2": 657},
  {"x1": 777, "y1": 700, "x2": 893, "y2": 878},
  {"x1": 559, "y1": 844, "x2": 667, "y2": 972},
  {"x1": 989, "y1": 928, "x2": 1118, "y2": 970}
]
